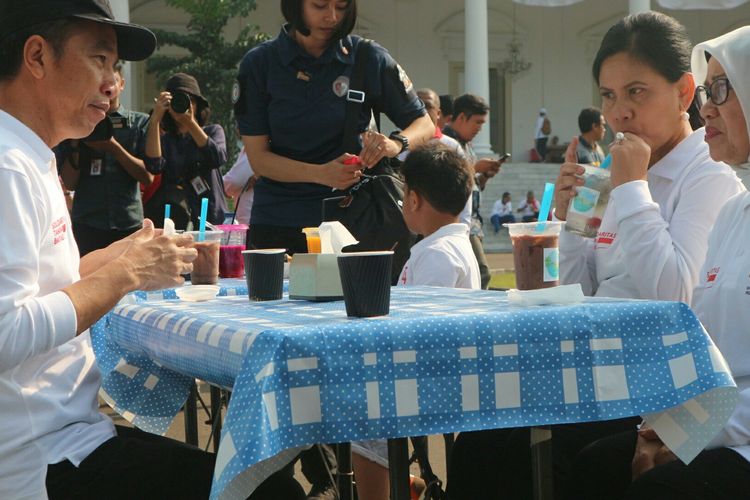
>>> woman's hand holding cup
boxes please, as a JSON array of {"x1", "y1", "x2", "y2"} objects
[
  {"x1": 609, "y1": 132, "x2": 651, "y2": 188},
  {"x1": 553, "y1": 136, "x2": 585, "y2": 221}
]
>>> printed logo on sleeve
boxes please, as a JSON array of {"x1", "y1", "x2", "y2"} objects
[
  {"x1": 706, "y1": 267, "x2": 720, "y2": 283},
  {"x1": 400, "y1": 266, "x2": 408, "y2": 285},
  {"x1": 595, "y1": 231, "x2": 616, "y2": 249},
  {"x1": 52, "y1": 217, "x2": 67, "y2": 245}
]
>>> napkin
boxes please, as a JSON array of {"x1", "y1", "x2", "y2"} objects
[
  {"x1": 319, "y1": 221, "x2": 358, "y2": 253},
  {"x1": 507, "y1": 284, "x2": 584, "y2": 306}
]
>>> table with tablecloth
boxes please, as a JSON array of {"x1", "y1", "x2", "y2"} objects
[{"x1": 91, "y1": 282, "x2": 738, "y2": 500}]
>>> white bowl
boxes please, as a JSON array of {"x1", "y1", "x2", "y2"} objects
[{"x1": 175, "y1": 284, "x2": 220, "y2": 302}]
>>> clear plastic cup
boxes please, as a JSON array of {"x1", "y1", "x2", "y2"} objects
[
  {"x1": 215, "y1": 224, "x2": 248, "y2": 278},
  {"x1": 303, "y1": 227, "x2": 322, "y2": 254},
  {"x1": 186, "y1": 231, "x2": 223, "y2": 285},
  {"x1": 505, "y1": 222, "x2": 564, "y2": 291},
  {"x1": 565, "y1": 166, "x2": 611, "y2": 238}
]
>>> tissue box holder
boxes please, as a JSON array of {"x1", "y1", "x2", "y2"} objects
[{"x1": 289, "y1": 254, "x2": 344, "y2": 301}]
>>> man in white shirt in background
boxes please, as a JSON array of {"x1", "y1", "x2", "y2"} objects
[{"x1": 0, "y1": 2, "x2": 303, "y2": 499}]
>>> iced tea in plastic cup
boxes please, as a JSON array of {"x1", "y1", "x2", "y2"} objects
[
  {"x1": 505, "y1": 222, "x2": 564, "y2": 290},
  {"x1": 186, "y1": 230, "x2": 223, "y2": 285}
]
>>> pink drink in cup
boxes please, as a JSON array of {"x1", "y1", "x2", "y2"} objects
[
  {"x1": 219, "y1": 245, "x2": 245, "y2": 278},
  {"x1": 216, "y1": 224, "x2": 248, "y2": 278}
]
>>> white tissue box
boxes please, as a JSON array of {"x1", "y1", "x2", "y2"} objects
[{"x1": 288, "y1": 254, "x2": 343, "y2": 301}]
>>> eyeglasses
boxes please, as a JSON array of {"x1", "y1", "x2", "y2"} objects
[{"x1": 695, "y1": 77, "x2": 733, "y2": 107}]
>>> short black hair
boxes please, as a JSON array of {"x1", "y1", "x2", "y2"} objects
[
  {"x1": 402, "y1": 144, "x2": 473, "y2": 216},
  {"x1": 452, "y1": 94, "x2": 489, "y2": 120},
  {"x1": 439, "y1": 94, "x2": 454, "y2": 116},
  {"x1": 578, "y1": 107, "x2": 603, "y2": 134},
  {"x1": 592, "y1": 11, "x2": 702, "y2": 130},
  {"x1": 0, "y1": 18, "x2": 80, "y2": 81},
  {"x1": 281, "y1": 0, "x2": 357, "y2": 41}
]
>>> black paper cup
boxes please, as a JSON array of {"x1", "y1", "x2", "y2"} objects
[
  {"x1": 242, "y1": 249, "x2": 285, "y2": 301},
  {"x1": 337, "y1": 251, "x2": 394, "y2": 317}
]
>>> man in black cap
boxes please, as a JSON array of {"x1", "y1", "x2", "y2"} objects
[{"x1": 0, "y1": 2, "x2": 303, "y2": 499}]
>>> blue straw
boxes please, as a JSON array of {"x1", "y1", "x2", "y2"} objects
[
  {"x1": 198, "y1": 198, "x2": 208, "y2": 242},
  {"x1": 164, "y1": 204, "x2": 171, "y2": 221},
  {"x1": 536, "y1": 182, "x2": 555, "y2": 232}
]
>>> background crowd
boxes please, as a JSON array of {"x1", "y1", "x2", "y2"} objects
[{"x1": 1, "y1": 0, "x2": 750, "y2": 499}]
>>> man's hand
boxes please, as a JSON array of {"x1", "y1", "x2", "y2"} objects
[
  {"x1": 475, "y1": 158, "x2": 501, "y2": 177},
  {"x1": 115, "y1": 220, "x2": 198, "y2": 291}
]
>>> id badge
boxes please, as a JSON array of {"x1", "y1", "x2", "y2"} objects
[
  {"x1": 90, "y1": 159, "x2": 103, "y2": 176},
  {"x1": 190, "y1": 176, "x2": 209, "y2": 195}
]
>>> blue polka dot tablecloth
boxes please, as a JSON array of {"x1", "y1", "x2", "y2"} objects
[{"x1": 91, "y1": 283, "x2": 737, "y2": 500}]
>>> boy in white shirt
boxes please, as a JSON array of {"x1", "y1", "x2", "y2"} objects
[{"x1": 352, "y1": 144, "x2": 480, "y2": 500}]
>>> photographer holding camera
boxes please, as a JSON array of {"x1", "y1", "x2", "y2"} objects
[
  {"x1": 144, "y1": 72, "x2": 228, "y2": 229},
  {"x1": 57, "y1": 61, "x2": 153, "y2": 256}
]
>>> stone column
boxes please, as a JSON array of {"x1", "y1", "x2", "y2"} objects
[
  {"x1": 109, "y1": 0, "x2": 135, "y2": 110},
  {"x1": 629, "y1": 0, "x2": 651, "y2": 13},
  {"x1": 464, "y1": 0, "x2": 495, "y2": 156}
]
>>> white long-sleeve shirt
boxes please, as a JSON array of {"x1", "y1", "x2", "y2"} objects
[
  {"x1": 0, "y1": 110, "x2": 115, "y2": 499},
  {"x1": 491, "y1": 200, "x2": 512, "y2": 217},
  {"x1": 693, "y1": 191, "x2": 750, "y2": 462},
  {"x1": 560, "y1": 128, "x2": 744, "y2": 303}
]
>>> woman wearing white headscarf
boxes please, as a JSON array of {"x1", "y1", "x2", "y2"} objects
[{"x1": 566, "y1": 26, "x2": 750, "y2": 500}]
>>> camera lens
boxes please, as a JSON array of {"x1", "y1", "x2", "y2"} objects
[{"x1": 170, "y1": 92, "x2": 191, "y2": 114}]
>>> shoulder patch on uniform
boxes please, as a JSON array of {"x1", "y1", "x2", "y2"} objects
[
  {"x1": 396, "y1": 64, "x2": 413, "y2": 93},
  {"x1": 231, "y1": 81, "x2": 241, "y2": 104}
]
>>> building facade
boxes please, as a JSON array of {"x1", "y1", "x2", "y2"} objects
[{"x1": 123, "y1": 0, "x2": 750, "y2": 160}]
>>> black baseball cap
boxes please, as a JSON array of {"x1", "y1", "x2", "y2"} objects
[{"x1": 0, "y1": 0, "x2": 156, "y2": 61}]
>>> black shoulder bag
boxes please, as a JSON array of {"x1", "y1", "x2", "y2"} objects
[{"x1": 321, "y1": 39, "x2": 415, "y2": 285}]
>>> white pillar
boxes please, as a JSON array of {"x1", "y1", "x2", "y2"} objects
[
  {"x1": 629, "y1": 0, "x2": 651, "y2": 14},
  {"x1": 110, "y1": 0, "x2": 135, "y2": 110},
  {"x1": 464, "y1": 0, "x2": 495, "y2": 156}
]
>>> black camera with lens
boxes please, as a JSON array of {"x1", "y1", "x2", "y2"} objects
[
  {"x1": 170, "y1": 91, "x2": 191, "y2": 114},
  {"x1": 84, "y1": 114, "x2": 130, "y2": 142}
]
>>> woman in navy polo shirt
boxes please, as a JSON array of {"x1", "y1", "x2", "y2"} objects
[{"x1": 234, "y1": 0, "x2": 433, "y2": 254}]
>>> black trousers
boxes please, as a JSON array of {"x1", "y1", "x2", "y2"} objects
[
  {"x1": 447, "y1": 417, "x2": 640, "y2": 500},
  {"x1": 46, "y1": 425, "x2": 305, "y2": 500},
  {"x1": 568, "y1": 430, "x2": 750, "y2": 500},
  {"x1": 247, "y1": 224, "x2": 309, "y2": 255},
  {"x1": 72, "y1": 222, "x2": 138, "y2": 257},
  {"x1": 535, "y1": 137, "x2": 549, "y2": 161}
]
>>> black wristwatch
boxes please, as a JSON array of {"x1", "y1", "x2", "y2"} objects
[{"x1": 388, "y1": 132, "x2": 409, "y2": 154}]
